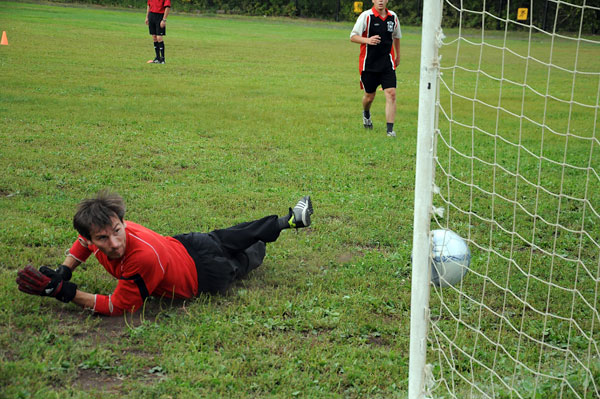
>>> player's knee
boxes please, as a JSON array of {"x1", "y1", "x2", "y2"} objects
[{"x1": 385, "y1": 89, "x2": 396, "y2": 102}]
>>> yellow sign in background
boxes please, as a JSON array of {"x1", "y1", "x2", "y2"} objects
[
  {"x1": 517, "y1": 8, "x2": 528, "y2": 21},
  {"x1": 353, "y1": 1, "x2": 363, "y2": 14}
]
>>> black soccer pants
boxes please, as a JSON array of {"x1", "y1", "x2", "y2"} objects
[
  {"x1": 174, "y1": 215, "x2": 282, "y2": 293},
  {"x1": 208, "y1": 215, "x2": 281, "y2": 251}
]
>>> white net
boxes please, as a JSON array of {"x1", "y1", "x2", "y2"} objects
[{"x1": 426, "y1": 0, "x2": 600, "y2": 397}]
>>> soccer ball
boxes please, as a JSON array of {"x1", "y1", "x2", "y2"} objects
[{"x1": 430, "y1": 229, "x2": 471, "y2": 287}]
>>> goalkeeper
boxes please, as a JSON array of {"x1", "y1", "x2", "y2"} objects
[{"x1": 16, "y1": 190, "x2": 313, "y2": 316}]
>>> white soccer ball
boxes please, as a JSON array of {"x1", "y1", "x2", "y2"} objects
[{"x1": 431, "y1": 229, "x2": 471, "y2": 287}]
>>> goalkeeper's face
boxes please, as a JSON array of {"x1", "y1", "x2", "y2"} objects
[{"x1": 88, "y1": 216, "x2": 127, "y2": 259}]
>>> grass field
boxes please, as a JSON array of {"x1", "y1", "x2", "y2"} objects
[
  {"x1": 0, "y1": 2, "x2": 421, "y2": 398},
  {"x1": 1, "y1": 2, "x2": 599, "y2": 399}
]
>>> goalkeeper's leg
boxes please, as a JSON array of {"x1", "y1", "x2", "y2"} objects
[{"x1": 209, "y1": 196, "x2": 314, "y2": 252}]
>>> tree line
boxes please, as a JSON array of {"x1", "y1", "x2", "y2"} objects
[{"x1": 53, "y1": 0, "x2": 600, "y2": 33}]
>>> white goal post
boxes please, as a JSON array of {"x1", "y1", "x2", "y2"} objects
[{"x1": 409, "y1": 1, "x2": 600, "y2": 398}]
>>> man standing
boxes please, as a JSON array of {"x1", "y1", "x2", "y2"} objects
[
  {"x1": 16, "y1": 191, "x2": 314, "y2": 316},
  {"x1": 350, "y1": 0, "x2": 402, "y2": 137},
  {"x1": 146, "y1": 0, "x2": 170, "y2": 64}
]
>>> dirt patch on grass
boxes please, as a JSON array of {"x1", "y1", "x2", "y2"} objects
[
  {"x1": 75, "y1": 368, "x2": 163, "y2": 394},
  {"x1": 52, "y1": 302, "x2": 175, "y2": 394},
  {"x1": 367, "y1": 334, "x2": 389, "y2": 347},
  {"x1": 0, "y1": 189, "x2": 19, "y2": 197},
  {"x1": 337, "y1": 252, "x2": 355, "y2": 263},
  {"x1": 75, "y1": 369, "x2": 124, "y2": 394},
  {"x1": 55, "y1": 297, "x2": 189, "y2": 344}
]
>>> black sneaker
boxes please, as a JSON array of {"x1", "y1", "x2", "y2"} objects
[
  {"x1": 158, "y1": 58, "x2": 165, "y2": 64},
  {"x1": 289, "y1": 196, "x2": 313, "y2": 228},
  {"x1": 152, "y1": 57, "x2": 161, "y2": 64}
]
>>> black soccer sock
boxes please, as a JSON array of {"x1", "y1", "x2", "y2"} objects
[
  {"x1": 363, "y1": 110, "x2": 371, "y2": 119},
  {"x1": 159, "y1": 42, "x2": 165, "y2": 59},
  {"x1": 387, "y1": 122, "x2": 394, "y2": 133},
  {"x1": 154, "y1": 42, "x2": 160, "y2": 59},
  {"x1": 277, "y1": 210, "x2": 293, "y2": 230}
]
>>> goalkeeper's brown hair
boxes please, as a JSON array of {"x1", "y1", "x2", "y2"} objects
[{"x1": 73, "y1": 190, "x2": 126, "y2": 240}]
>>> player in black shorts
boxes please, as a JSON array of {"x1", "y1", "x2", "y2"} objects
[
  {"x1": 145, "y1": 0, "x2": 171, "y2": 64},
  {"x1": 351, "y1": 0, "x2": 402, "y2": 137}
]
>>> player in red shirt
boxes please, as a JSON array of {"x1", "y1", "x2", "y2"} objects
[
  {"x1": 146, "y1": 0, "x2": 171, "y2": 64},
  {"x1": 16, "y1": 191, "x2": 314, "y2": 316}
]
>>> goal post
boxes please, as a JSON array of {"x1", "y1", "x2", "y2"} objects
[
  {"x1": 409, "y1": 1, "x2": 600, "y2": 398},
  {"x1": 408, "y1": 0, "x2": 444, "y2": 398}
]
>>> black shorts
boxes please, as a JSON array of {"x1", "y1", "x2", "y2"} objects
[
  {"x1": 148, "y1": 12, "x2": 166, "y2": 36},
  {"x1": 360, "y1": 69, "x2": 397, "y2": 93}
]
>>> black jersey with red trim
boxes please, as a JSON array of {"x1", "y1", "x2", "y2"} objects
[{"x1": 351, "y1": 7, "x2": 402, "y2": 73}]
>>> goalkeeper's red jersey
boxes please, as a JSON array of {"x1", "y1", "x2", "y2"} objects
[{"x1": 68, "y1": 221, "x2": 197, "y2": 316}]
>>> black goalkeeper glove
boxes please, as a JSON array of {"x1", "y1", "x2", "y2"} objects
[
  {"x1": 41, "y1": 264, "x2": 73, "y2": 281},
  {"x1": 16, "y1": 266, "x2": 77, "y2": 303}
]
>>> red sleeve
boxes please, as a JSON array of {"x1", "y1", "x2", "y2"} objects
[
  {"x1": 164, "y1": 0, "x2": 171, "y2": 7},
  {"x1": 92, "y1": 279, "x2": 144, "y2": 317},
  {"x1": 68, "y1": 237, "x2": 92, "y2": 263},
  {"x1": 94, "y1": 294, "x2": 124, "y2": 316}
]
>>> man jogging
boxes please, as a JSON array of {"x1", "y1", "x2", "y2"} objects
[
  {"x1": 16, "y1": 191, "x2": 314, "y2": 316},
  {"x1": 146, "y1": 0, "x2": 170, "y2": 64},
  {"x1": 350, "y1": 0, "x2": 402, "y2": 137}
]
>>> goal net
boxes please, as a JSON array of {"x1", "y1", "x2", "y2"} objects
[{"x1": 409, "y1": 1, "x2": 600, "y2": 398}]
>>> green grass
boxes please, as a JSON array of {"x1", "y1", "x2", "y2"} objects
[
  {"x1": 0, "y1": 2, "x2": 419, "y2": 398},
  {"x1": 1, "y1": 2, "x2": 599, "y2": 398}
]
